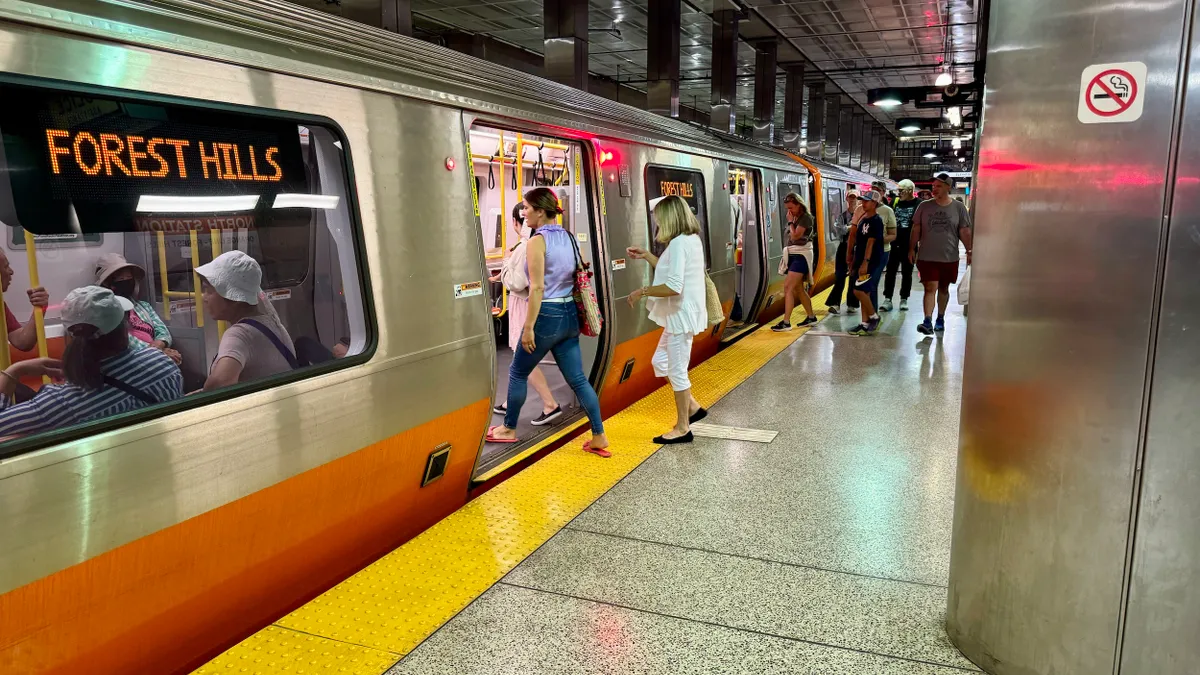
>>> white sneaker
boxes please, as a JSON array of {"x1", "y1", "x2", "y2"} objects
[
  {"x1": 881, "y1": 299, "x2": 893, "y2": 312},
  {"x1": 899, "y1": 299, "x2": 909, "y2": 311},
  {"x1": 826, "y1": 305, "x2": 840, "y2": 315}
]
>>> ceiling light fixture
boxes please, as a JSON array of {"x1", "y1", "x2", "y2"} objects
[
  {"x1": 945, "y1": 107, "x2": 963, "y2": 127},
  {"x1": 136, "y1": 194, "x2": 258, "y2": 213},
  {"x1": 868, "y1": 88, "x2": 905, "y2": 108},
  {"x1": 900, "y1": 123, "x2": 921, "y2": 133},
  {"x1": 935, "y1": 70, "x2": 953, "y2": 87},
  {"x1": 923, "y1": 152, "x2": 938, "y2": 159}
]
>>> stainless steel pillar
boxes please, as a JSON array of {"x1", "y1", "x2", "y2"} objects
[
  {"x1": 751, "y1": 39, "x2": 777, "y2": 144},
  {"x1": 838, "y1": 106, "x2": 853, "y2": 165},
  {"x1": 709, "y1": 9, "x2": 739, "y2": 133},
  {"x1": 805, "y1": 81, "x2": 825, "y2": 158},
  {"x1": 780, "y1": 63, "x2": 805, "y2": 152},
  {"x1": 381, "y1": 0, "x2": 412, "y2": 36},
  {"x1": 544, "y1": 0, "x2": 587, "y2": 90},
  {"x1": 646, "y1": 0, "x2": 680, "y2": 117},
  {"x1": 822, "y1": 92, "x2": 841, "y2": 164},
  {"x1": 848, "y1": 112, "x2": 864, "y2": 170},
  {"x1": 948, "y1": 0, "x2": 1200, "y2": 673},
  {"x1": 867, "y1": 127, "x2": 879, "y2": 176}
]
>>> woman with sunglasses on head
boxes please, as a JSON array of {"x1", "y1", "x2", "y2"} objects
[
  {"x1": 490, "y1": 203, "x2": 562, "y2": 426},
  {"x1": 486, "y1": 188, "x2": 609, "y2": 456}
]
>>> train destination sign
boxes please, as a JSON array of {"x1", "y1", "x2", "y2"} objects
[
  {"x1": 0, "y1": 83, "x2": 306, "y2": 235},
  {"x1": 1078, "y1": 62, "x2": 1146, "y2": 124}
]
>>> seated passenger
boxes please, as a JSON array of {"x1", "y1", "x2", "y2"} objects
[
  {"x1": 0, "y1": 248, "x2": 49, "y2": 352},
  {"x1": 94, "y1": 253, "x2": 182, "y2": 364},
  {"x1": 0, "y1": 286, "x2": 183, "y2": 436},
  {"x1": 195, "y1": 251, "x2": 296, "y2": 391}
]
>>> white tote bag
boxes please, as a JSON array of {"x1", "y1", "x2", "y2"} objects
[{"x1": 957, "y1": 266, "x2": 971, "y2": 305}]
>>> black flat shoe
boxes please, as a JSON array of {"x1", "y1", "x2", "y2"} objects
[
  {"x1": 688, "y1": 408, "x2": 707, "y2": 424},
  {"x1": 653, "y1": 431, "x2": 694, "y2": 445}
]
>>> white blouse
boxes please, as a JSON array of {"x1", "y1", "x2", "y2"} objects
[{"x1": 647, "y1": 233, "x2": 709, "y2": 336}]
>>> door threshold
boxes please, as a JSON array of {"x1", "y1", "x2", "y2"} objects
[{"x1": 721, "y1": 322, "x2": 760, "y2": 343}]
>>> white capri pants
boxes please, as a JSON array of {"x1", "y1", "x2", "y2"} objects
[{"x1": 652, "y1": 331, "x2": 695, "y2": 392}]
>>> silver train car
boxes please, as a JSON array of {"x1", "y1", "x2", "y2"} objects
[{"x1": 0, "y1": 1, "x2": 884, "y2": 673}]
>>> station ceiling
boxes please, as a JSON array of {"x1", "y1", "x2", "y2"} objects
[{"x1": 296, "y1": 0, "x2": 982, "y2": 174}]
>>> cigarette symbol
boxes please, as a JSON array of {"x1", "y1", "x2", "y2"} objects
[{"x1": 1093, "y1": 76, "x2": 1131, "y2": 100}]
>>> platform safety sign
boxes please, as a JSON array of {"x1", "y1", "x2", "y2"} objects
[{"x1": 1078, "y1": 62, "x2": 1145, "y2": 124}]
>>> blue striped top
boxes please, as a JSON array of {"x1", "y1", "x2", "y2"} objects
[{"x1": 0, "y1": 346, "x2": 183, "y2": 437}]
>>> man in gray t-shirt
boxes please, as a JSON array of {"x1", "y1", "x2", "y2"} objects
[{"x1": 909, "y1": 173, "x2": 974, "y2": 334}]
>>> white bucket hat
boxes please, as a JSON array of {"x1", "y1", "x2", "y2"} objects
[
  {"x1": 94, "y1": 252, "x2": 146, "y2": 286},
  {"x1": 61, "y1": 286, "x2": 134, "y2": 335},
  {"x1": 194, "y1": 251, "x2": 263, "y2": 305}
]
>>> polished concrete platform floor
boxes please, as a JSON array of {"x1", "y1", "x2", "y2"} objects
[{"x1": 389, "y1": 291, "x2": 974, "y2": 674}]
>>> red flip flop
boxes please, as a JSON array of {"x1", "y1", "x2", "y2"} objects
[
  {"x1": 582, "y1": 440, "x2": 612, "y2": 458},
  {"x1": 486, "y1": 426, "x2": 518, "y2": 444}
]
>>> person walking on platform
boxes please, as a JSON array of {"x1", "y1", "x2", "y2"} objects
[
  {"x1": 487, "y1": 188, "x2": 610, "y2": 456},
  {"x1": 910, "y1": 173, "x2": 974, "y2": 335},
  {"x1": 825, "y1": 190, "x2": 859, "y2": 315},
  {"x1": 627, "y1": 195, "x2": 709, "y2": 445},
  {"x1": 883, "y1": 179, "x2": 922, "y2": 311},
  {"x1": 770, "y1": 193, "x2": 818, "y2": 331},
  {"x1": 846, "y1": 190, "x2": 887, "y2": 336}
]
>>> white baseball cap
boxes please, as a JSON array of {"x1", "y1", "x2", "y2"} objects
[
  {"x1": 61, "y1": 285, "x2": 134, "y2": 335},
  {"x1": 898, "y1": 179, "x2": 916, "y2": 190},
  {"x1": 195, "y1": 251, "x2": 263, "y2": 305},
  {"x1": 860, "y1": 189, "x2": 882, "y2": 203}
]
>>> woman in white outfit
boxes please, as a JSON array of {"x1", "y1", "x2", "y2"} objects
[
  {"x1": 627, "y1": 195, "x2": 709, "y2": 445},
  {"x1": 490, "y1": 204, "x2": 562, "y2": 425}
]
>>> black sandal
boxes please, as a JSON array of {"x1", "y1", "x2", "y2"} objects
[{"x1": 653, "y1": 431, "x2": 694, "y2": 445}]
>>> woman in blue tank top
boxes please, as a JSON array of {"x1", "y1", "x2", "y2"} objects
[{"x1": 486, "y1": 188, "x2": 610, "y2": 456}]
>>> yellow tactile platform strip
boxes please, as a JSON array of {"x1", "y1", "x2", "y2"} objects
[{"x1": 196, "y1": 291, "x2": 830, "y2": 675}]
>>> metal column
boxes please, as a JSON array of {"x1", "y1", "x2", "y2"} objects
[
  {"x1": 709, "y1": 9, "x2": 739, "y2": 133},
  {"x1": 381, "y1": 0, "x2": 412, "y2": 36},
  {"x1": 838, "y1": 106, "x2": 853, "y2": 165},
  {"x1": 822, "y1": 93, "x2": 841, "y2": 164},
  {"x1": 780, "y1": 63, "x2": 805, "y2": 152},
  {"x1": 544, "y1": 0, "x2": 588, "y2": 91},
  {"x1": 861, "y1": 117, "x2": 874, "y2": 174},
  {"x1": 646, "y1": 0, "x2": 681, "y2": 116},
  {"x1": 849, "y1": 111, "x2": 864, "y2": 170},
  {"x1": 751, "y1": 40, "x2": 777, "y2": 144},
  {"x1": 804, "y1": 81, "x2": 825, "y2": 158}
]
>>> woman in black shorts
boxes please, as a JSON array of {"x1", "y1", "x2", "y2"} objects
[{"x1": 771, "y1": 193, "x2": 818, "y2": 331}]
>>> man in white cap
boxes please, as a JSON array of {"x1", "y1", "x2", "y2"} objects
[
  {"x1": 910, "y1": 172, "x2": 974, "y2": 334},
  {"x1": 0, "y1": 286, "x2": 182, "y2": 436},
  {"x1": 195, "y1": 251, "x2": 296, "y2": 391},
  {"x1": 0, "y1": 248, "x2": 49, "y2": 352},
  {"x1": 882, "y1": 179, "x2": 922, "y2": 311}
]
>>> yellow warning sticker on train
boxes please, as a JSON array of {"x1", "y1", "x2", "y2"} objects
[
  {"x1": 611, "y1": 258, "x2": 626, "y2": 270},
  {"x1": 1079, "y1": 62, "x2": 1145, "y2": 124},
  {"x1": 454, "y1": 281, "x2": 483, "y2": 298}
]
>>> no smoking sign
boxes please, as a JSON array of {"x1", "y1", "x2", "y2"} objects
[{"x1": 1078, "y1": 61, "x2": 1146, "y2": 124}]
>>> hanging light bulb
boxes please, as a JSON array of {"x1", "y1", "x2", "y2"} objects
[
  {"x1": 952, "y1": 138, "x2": 962, "y2": 149},
  {"x1": 935, "y1": 70, "x2": 953, "y2": 87}
]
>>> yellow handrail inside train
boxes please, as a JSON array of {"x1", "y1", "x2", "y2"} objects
[
  {"x1": 22, "y1": 231, "x2": 49, "y2": 383},
  {"x1": 497, "y1": 130, "x2": 507, "y2": 316},
  {"x1": 156, "y1": 231, "x2": 171, "y2": 320},
  {"x1": 190, "y1": 229, "x2": 204, "y2": 328},
  {"x1": 0, "y1": 283, "x2": 10, "y2": 370},
  {"x1": 210, "y1": 229, "x2": 227, "y2": 340}
]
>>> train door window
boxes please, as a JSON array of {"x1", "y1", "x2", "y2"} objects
[
  {"x1": 0, "y1": 79, "x2": 371, "y2": 458},
  {"x1": 728, "y1": 166, "x2": 764, "y2": 325},
  {"x1": 777, "y1": 180, "x2": 807, "y2": 241},
  {"x1": 467, "y1": 124, "x2": 600, "y2": 473},
  {"x1": 644, "y1": 166, "x2": 710, "y2": 269}
]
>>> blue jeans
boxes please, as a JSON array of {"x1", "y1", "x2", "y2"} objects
[{"x1": 504, "y1": 301, "x2": 605, "y2": 435}]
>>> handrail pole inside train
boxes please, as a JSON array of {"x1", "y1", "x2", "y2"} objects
[
  {"x1": 0, "y1": 285, "x2": 10, "y2": 370},
  {"x1": 156, "y1": 231, "x2": 171, "y2": 320},
  {"x1": 210, "y1": 228, "x2": 227, "y2": 339},
  {"x1": 190, "y1": 229, "x2": 204, "y2": 327},
  {"x1": 22, "y1": 231, "x2": 49, "y2": 382},
  {"x1": 497, "y1": 129, "x2": 507, "y2": 318}
]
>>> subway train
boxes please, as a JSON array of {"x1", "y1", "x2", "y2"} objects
[{"x1": 0, "y1": 1, "x2": 887, "y2": 673}]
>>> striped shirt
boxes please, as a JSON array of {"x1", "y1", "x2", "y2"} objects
[{"x1": 0, "y1": 346, "x2": 182, "y2": 437}]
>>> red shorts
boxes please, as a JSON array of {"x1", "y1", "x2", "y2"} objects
[{"x1": 917, "y1": 260, "x2": 959, "y2": 286}]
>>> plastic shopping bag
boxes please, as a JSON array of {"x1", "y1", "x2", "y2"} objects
[{"x1": 958, "y1": 266, "x2": 971, "y2": 305}]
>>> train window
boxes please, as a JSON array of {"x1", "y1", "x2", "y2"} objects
[
  {"x1": 0, "y1": 80, "x2": 370, "y2": 457},
  {"x1": 825, "y1": 187, "x2": 844, "y2": 243},
  {"x1": 644, "y1": 166, "x2": 710, "y2": 269}
]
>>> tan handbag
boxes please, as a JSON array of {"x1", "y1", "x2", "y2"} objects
[{"x1": 704, "y1": 274, "x2": 724, "y2": 326}]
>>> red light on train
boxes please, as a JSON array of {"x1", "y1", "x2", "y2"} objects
[
  {"x1": 445, "y1": 157, "x2": 456, "y2": 170},
  {"x1": 599, "y1": 149, "x2": 615, "y2": 164}
]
